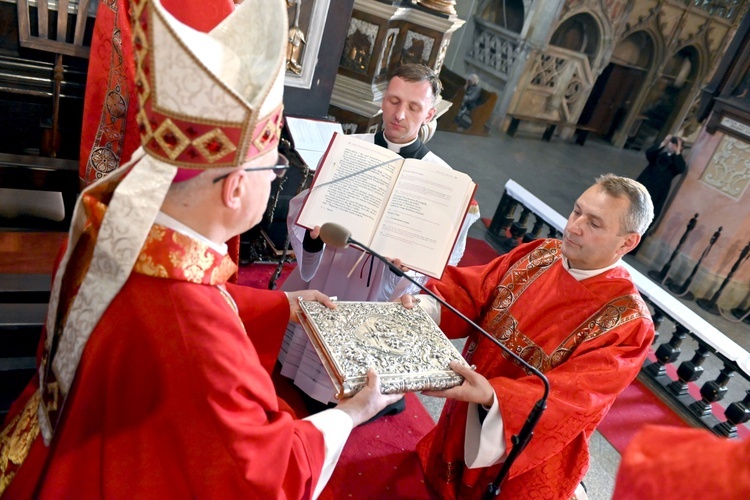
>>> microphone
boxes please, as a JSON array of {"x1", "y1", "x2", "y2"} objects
[
  {"x1": 318, "y1": 223, "x2": 351, "y2": 249},
  {"x1": 318, "y1": 222, "x2": 550, "y2": 498}
]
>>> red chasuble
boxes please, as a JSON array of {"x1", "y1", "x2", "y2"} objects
[
  {"x1": 1, "y1": 225, "x2": 326, "y2": 498},
  {"x1": 613, "y1": 425, "x2": 750, "y2": 499},
  {"x1": 418, "y1": 239, "x2": 654, "y2": 500}
]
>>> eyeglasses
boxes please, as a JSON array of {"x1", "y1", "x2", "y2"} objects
[{"x1": 212, "y1": 154, "x2": 289, "y2": 184}]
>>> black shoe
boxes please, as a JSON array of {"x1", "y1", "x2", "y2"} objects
[{"x1": 364, "y1": 397, "x2": 406, "y2": 424}]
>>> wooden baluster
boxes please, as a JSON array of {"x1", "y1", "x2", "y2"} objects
[
  {"x1": 644, "y1": 324, "x2": 688, "y2": 379},
  {"x1": 488, "y1": 190, "x2": 512, "y2": 236},
  {"x1": 689, "y1": 363, "x2": 735, "y2": 418},
  {"x1": 667, "y1": 342, "x2": 710, "y2": 396},
  {"x1": 508, "y1": 207, "x2": 530, "y2": 248},
  {"x1": 714, "y1": 389, "x2": 750, "y2": 438},
  {"x1": 522, "y1": 214, "x2": 545, "y2": 243},
  {"x1": 650, "y1": 306, "x2": 665, "y2": 345},
  {"x1": 547, "y1": 227, "x2": 558, "y2": 239},
  {"x1": 487, "y1": 193, "x2": 519, "y2": 254}
]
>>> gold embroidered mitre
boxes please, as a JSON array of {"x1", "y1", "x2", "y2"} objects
[{"x1": 132, "y1": 0, "x2": 286, "y2": 175}]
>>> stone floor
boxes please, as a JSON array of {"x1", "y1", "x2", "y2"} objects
[{"x1": 414, "y1": 126, "x2": 750, "y2": 499}]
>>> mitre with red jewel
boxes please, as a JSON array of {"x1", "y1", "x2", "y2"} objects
[{"x1": 132, "y1": 0, "x2": 286, "y2": 180}]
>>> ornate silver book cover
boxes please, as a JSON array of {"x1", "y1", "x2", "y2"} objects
[{"x1": 297, "y1": 300, "x2": 469, "y2": 398}]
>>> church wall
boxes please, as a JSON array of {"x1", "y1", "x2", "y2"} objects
[{"x1": 638, "y1": 123, "x2": 750, "y2": 309}]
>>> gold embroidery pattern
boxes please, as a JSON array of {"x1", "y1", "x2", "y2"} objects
[
  {"x1": 134, "y1": 253, "x2": 169, "y2": 278},
  {"x1": 134, "y1": 224, "x2": 236, "y2": 285},
  {"x1": 486, "y1": 294, "x2": 650, "y2": 375},
  {"x1": 169, "y1": 232, "x2": 216, "y2": 283},
  {"x1": 211, "y1": 257, "x2": 237, "y2": 285},
  {"x1": 488, "y1": 240, "x2": 559, "y2": 329},
  {"x1": 0, "y1": 391, "x2": 41, "y2": 495},
  {"x1": 479, "y1": 240, "x2": 651, "y2": 375}
]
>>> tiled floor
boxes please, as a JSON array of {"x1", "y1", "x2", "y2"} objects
[{"x1": 419, "y1": 127, "x2": 750, "y2": 499}]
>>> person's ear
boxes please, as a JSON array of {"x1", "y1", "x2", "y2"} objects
[
  {"x1": 220, "y1": 170, "x2": 244, "y2": 210},
  {"x1": 424, "y1": 106, "x2": 436, "y2": 124},
  {"x1": 619, "y1": 233, "x2": 641, "y2": 256}
]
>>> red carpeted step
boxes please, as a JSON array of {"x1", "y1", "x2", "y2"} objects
[
  {"x1": 598, "y1": 351, "x2": 750, "y2": 454},
  {"x1": 598, "y1": 377, "x2": 688, "y2": 454}
]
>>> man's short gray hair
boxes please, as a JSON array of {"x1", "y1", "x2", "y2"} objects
[{"x1": 595, "y1": 173, "x2": 654, "y2": 236}]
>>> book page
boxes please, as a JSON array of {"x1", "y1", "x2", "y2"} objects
[
  {"x1": 293, "y1": 341, "x2": 339, "y2": 404},
  {"x1": 297, "y1": 134, "x2": 404, "y2": 247},
  {"x1": 371, "y1": 160, "x2": 475, "y2": 278},
  {"x1": 285, "y1": 117, "x2": 343, "y2": 170}
]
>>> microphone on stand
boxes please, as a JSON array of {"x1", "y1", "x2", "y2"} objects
[{"x1": 318, "y1": 222, "x2": 550, "y2": 498}]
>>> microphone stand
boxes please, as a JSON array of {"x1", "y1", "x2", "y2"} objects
[{"x1": 343, "y1": 235, "x2": 550, "y2": 498}]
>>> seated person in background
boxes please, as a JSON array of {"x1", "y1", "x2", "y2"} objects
[
  {"x1": 0, "y1": 1, "x2": 399, "y2": 497},
  {"x1": 454, "y1": 73, "x2": 482, "y2": 130},
  {"x1": 401, "y1": 174, "x2": 656, "y2": 499},
  {"x1": 613, "y1": 424, "x2": 750, "y2": 498},
  {"x1": 279, "y1": 63, "x2": 480, "y2": 407}
]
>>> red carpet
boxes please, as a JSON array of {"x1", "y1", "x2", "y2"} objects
[
  {"x1": 598, "y1": 352, "x2": 750, "y2": 454},
  {"x1": 598, "y1": 376, "x2": 688, "y2": 454},
  {"x1": 237, "y1": 262, "x2": 295, "y2": 289},
  {"x1": 319, "y1": 392, "x2": 436, "y2": 499},
  {"x1": 459, "y1": 236, "x2": 499, "y2": 267}
]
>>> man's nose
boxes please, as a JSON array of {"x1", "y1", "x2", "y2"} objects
[
  {"x1": 394, "y1": 105, "x2": 406, "y2": 120},
  {"x1": 568, "y1": 219, "x2": 583, "y2": 234}
]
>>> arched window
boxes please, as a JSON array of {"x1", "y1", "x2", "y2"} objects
[{"x1": 480, "y1": 0, "x2": 525, "y2": 34}]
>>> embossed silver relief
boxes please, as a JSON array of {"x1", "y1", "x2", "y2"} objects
[{"x1": 298, "y1": 301, "x2": 468, "y2": 397}]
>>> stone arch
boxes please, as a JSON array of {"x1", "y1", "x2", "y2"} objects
[
  {"x1": 577, "y1": 30, "x2": 657, "y2": 142},
  {"x1": 479, "y1": 0, "x2": 526, "y2": 34},
  {"x1": 635, "y1": 44, "x2": 702, "y2": 145},
  {"x1": 549, "y1": 11, "x2": 611, "y2": 69}
]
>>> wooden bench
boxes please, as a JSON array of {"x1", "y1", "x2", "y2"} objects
[
  {"x1": 506, "y1": 114, "x2": 599, "y2": 146},
  {"x1": 573, "y1": 124, "x2": 598, "y2": 146},
  {"x1": 0, "y1": 279, "x2": 49, "y2": 419},
  {"x1": 506, "y1": 113, "x2": 564, "y2": 142},
  {"x1": 0, "y1": 152, "x2": 79, "y2": 229}
]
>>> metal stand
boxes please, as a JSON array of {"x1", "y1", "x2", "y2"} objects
[
  {"x1": 697, "y1": 241, "x2": 750, "y2": 315},
  {"x1": 668, "y1": 227, "x2": 722, "y2": 301},
  {"x1": 648, "y1": 213, "x2": 698, "y2": 282}
]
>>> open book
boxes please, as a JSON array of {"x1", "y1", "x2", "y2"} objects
[
  {"x1": 296, "y1": 300, "x2": 468, "y2": 399},
  {"x1": 296, "y1": 133, "x2": 476, "y2": 279}
]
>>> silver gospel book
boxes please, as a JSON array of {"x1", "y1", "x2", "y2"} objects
[{"x1": 296, "y1": 300, "x2": 469, "y2": 399}]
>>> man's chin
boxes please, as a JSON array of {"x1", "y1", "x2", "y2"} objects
[{"x1": 560, "y1": 239, "x2": 577, "y2": 257}]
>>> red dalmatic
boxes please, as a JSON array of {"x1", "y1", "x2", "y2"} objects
[{"x1": 418, "y1": 239, "x2": 654, "y2": 499}]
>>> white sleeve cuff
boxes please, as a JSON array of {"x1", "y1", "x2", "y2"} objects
[
  {"x1": 304, "y1": 408, "x2": 354, "y2": 499},
  {"x1": 464, "y1": 394, "x2": 506, "y2": 468},
  {"x1": 299, "y1": 249, "x2": 325, "y2": 282}
]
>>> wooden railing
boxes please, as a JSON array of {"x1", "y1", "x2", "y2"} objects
[{"x1": 487, "y1": 180, "x2": 750, "y2": 438}]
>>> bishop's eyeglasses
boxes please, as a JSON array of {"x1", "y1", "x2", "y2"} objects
[{"x1": 212, "y1": 154, "x2": 289, "y2": 184}]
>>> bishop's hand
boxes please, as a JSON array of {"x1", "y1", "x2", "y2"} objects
[{"x1": 285, "y1": 290, "x2": 336, "y2": 323}]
